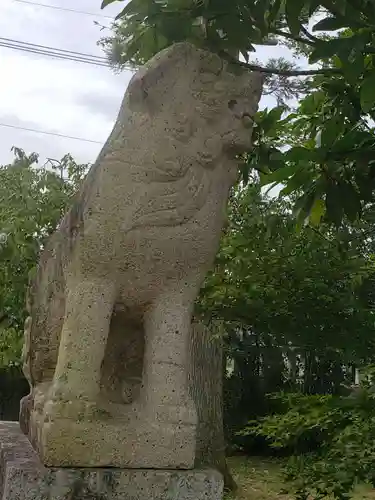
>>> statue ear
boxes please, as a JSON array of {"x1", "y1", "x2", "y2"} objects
[
  {"x1": 126, "y1": 42, "x2": 196, "y2": 112},
  {"x1": 126, "y1": 73, "x2": 150, "y2": 111}
]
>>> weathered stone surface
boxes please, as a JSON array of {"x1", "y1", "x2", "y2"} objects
[
  {"x1": 0, "y1": 422, "x2": 223, "y2": 500},
  {"x1": 21, "y1": 41, "x2": 262, "y2": 468}
]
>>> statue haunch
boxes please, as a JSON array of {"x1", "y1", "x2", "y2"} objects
[{"x1": 20, "y1": 42, "x2": 262, "y2": 468}]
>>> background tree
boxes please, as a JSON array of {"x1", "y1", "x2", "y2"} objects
[
  {"x1": 0, "y1": 149, "x2": 87, "y2": 417},
  {"x1": 242, "y1": 385, "x2": 375, "y2": 500},
  {"x1": 198, "y1": 183, "x2": 375, "y2": 451}
]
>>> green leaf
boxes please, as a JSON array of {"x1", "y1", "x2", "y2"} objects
[
  {"x1": 101, "y1": 0, "x2": 118, "y2": 8},
  {"x1": 321, "y1": 115, "x2": 344, "y2": 147},
  {"x1": 339, "y1": 181, "x2": 362, "y2": 222},
  {"x1": 309, "y1": 198, "x2": 326, "y2": 226},
  {"x1": 342, "y1": 53, "x2": 365, "y2": 83},
  {"x1": 312, "y1": 16, "x2": 350, "y2": 32},
  {"x1": 360, "y1": 74, "x2": 375, "y2": 113},
  {"x1": 261, "y1": 164, "x2": 297, "y2": 185},
  {"x1": 300, "y1": 91, "x2": 326, "y2": 114},
  {"x1": 326, "y1": 181, "x2": 344, "y2": 226},
  {"x1": 260, "y1": 106, "x2": 285, "y2": 134},
  {"x1": 279, "y1": 166, "x2": 313, "y2": 196},
  {"x1": 285, "y1": 0, "x2": 305, "y2": 35},
  {"x1": 284, "y1": 146, "x2": 316, "y2": 162},
  {"x1": 241, "y1": 162, "x2": 250, "y2": 185},
  {"x1": 268, "y1": 0, "x2": 282, "y2": 23},
  {"x1": 309, "y1": 38, "x2": 350, "y2": 64},
  {"x1": 294, "y1": 190, "x2": 316, "y2": 230}
]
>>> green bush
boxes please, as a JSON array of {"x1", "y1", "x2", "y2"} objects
[{"x1": 240, "y1": 386, "x2": 375, "y2": 499}]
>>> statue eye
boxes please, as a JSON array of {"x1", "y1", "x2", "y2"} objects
[{"x1": 228, "y1": 99, "x2": 238, "y2": 110}]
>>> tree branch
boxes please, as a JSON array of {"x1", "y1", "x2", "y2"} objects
[
  {"x1": 219, "y1": 51, "x2": 341, "y2": 76},
  {"x1": 271, "y1": 29, "x2": 316, "y2": 47},
  {"x1": 363, "y1": 47, "x2": 375, "y2": 54},
  {"x1": 249, "y1": 65, "x2": 336, "y2": 76}
]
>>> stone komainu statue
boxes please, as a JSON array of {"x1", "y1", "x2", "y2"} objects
[{"x1": 20, "y1": 42, "x2": 262, "y2": 469}]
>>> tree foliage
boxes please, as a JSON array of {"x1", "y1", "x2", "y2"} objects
[
  {"x1": 199, "y1": 184, "x2": 375, "y2": 361},
  {"x1": 195, "y1": 183, "x2": 375, "y2": 459},
  {"x1": 242, "y1": 383, "x2": 375, "y2": 500},
  {"x1": 100, "y1": 0, "x2": 375, "y2": 226},
  {"x1": 0, "y1": 148, "x2": 87, "y2": 367}
]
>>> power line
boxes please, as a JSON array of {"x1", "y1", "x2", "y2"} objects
[
  {"x1": 12, "y1": 0, "x2": 114, "y2": 19},
  {"x1": 0, "y1": 36, "x2": 134, "y2": 70},
  {"x1": 0, "y1": 36, "x2": 110, "y2": 67},
  {"x1": 0, "y1": 36, "x2": 108, "y2": 61},
  {"x1": 0, "y1": 40, "x2": 110, "y2": 66},
  {"x1": 0, "y1": 123, "x2": 104, "y2": 145}
]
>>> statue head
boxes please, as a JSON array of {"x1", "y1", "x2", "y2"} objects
[{"x1": 124, "y1": 42, "x2": 263, "y2": 158}]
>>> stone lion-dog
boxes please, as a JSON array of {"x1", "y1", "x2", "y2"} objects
[{"x1": 20, "y1": 42, "x2": 262, "y2": 468}]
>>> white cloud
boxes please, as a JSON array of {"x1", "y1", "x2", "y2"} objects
[
  {"x1": 0, "y1": 0, "x2": 294, "y2": 166},
  {"x1": 0, "y1": 0, "x2": 132, "y2": 165}
]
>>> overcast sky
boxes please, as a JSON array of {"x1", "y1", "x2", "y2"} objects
[{"x1": 0, "y1": 0, "x2": 293, "y2": 167}]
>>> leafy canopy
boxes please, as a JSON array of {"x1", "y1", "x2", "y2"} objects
[
  {"x1": 243, "y1": 385, "x2": 375, "y2": 500},
  {"x1": 198, "y1": 183, "x2": 375, "y2": 363},
  {"x1": 100, "y1": 0, "x2": 375, "y2": 226},
  {"x1": 197, "y1": 183, "x2": 375, "y2": 458},
  {"x1": 0, "y1": 148, "x2": 87, "y2": 367}
]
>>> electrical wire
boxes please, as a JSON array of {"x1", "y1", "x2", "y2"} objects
[
  {"x1": 12, "y1": 0, "x2": 114, "y2": 19},
  {"x1": 0, "y1": 37, "x2": 134, "y2": 70},
  {"x1": 0, "y1": 123, "x2": 104, "y2": 144},
  {"x1": 0, "y1": 36, "x2": 110, "y2": 67},
  {"x1": 0, "y1": 41, "x2": 110, "y2": 66},
  {"x1": 0, "y1": 6, "x2": 133, "y2": 147},
  {"x1": 0, "y1": 36, "x2": 108, "y2": 61}
]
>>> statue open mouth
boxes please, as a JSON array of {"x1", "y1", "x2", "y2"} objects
[{"x1": 242, "y1": 113, "x2": 254, "y2": 128}]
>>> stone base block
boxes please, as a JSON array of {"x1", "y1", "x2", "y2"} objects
[
  {"x1": 0, "y1": 422, "x2": 223, "y2": 500},
  {"x1": 28, "y1": 400, "x2": 196, "y2": 468}
]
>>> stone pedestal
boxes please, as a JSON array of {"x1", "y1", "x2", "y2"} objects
[
  {"x1": 0, "y1": 422, "x2": 223, "y2": 500},
  {"x1": 28, "y1": 397, "x2": 196, "y2": 468}
]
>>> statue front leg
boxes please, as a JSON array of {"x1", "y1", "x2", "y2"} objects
[
  {"x1": 141, "y1": 283, "x2": 198, "y2": 427},
  {"x1": 50, "y1": 274, "x2": 115, "y2": 403}
]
